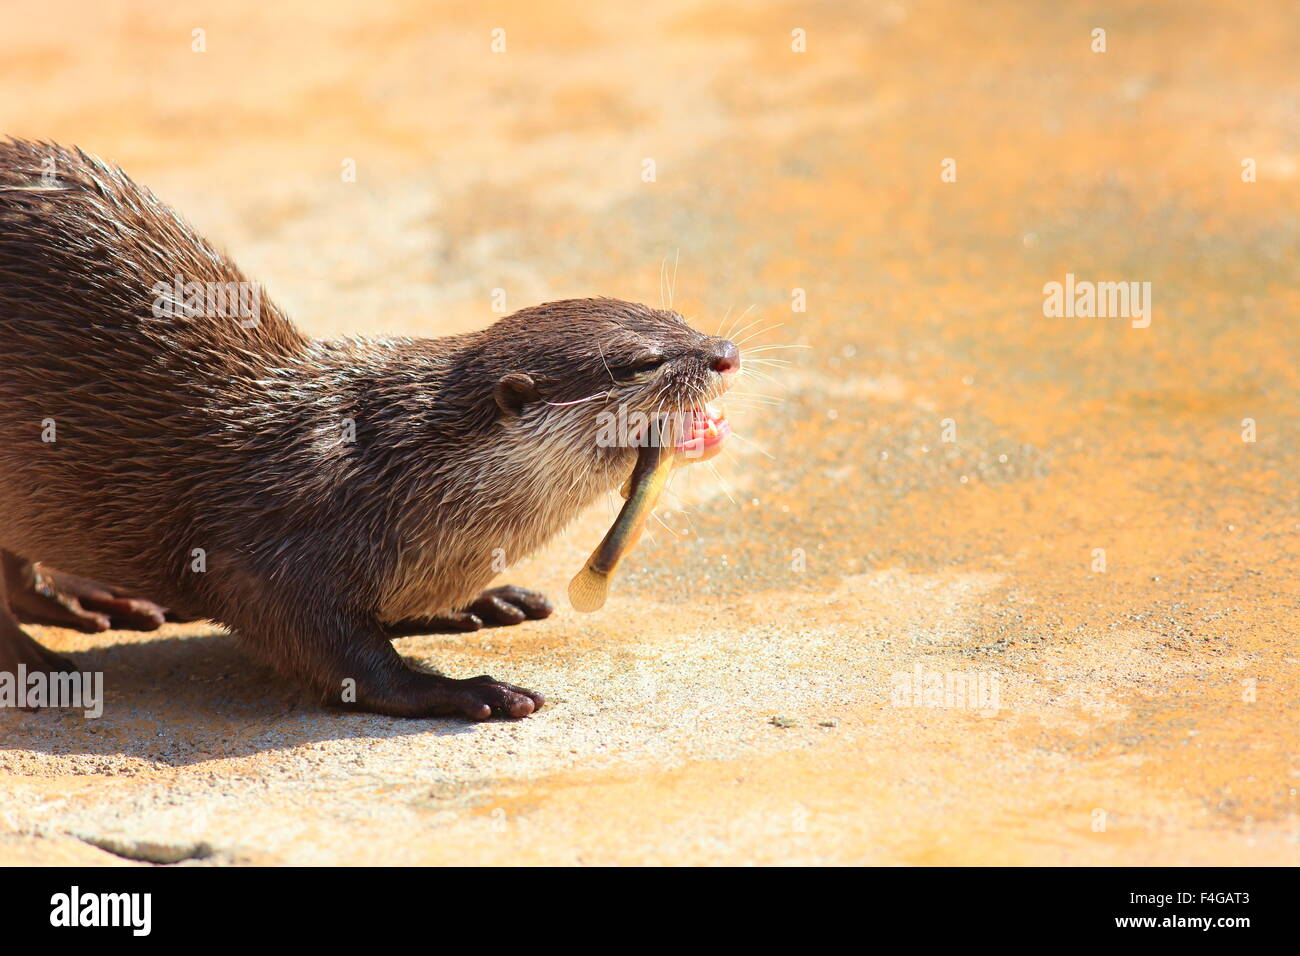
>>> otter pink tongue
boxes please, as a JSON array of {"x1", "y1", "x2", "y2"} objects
[{"x1": 675, "y1": 402, "x2": 730, "y2": 460}]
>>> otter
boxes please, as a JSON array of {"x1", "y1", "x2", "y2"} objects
[{"x1": 0, "y1": 139, "x2": 740, "y2": 719}]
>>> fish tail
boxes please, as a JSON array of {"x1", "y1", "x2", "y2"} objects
[{"x1": 568, "y1": 564, "x2": 611, "y2": 612}]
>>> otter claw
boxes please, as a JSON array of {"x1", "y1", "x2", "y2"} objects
[{"x1": 455, "y1": 674, "x2": 545, "y2": 719}]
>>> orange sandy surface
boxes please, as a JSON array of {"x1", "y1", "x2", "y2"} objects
[{"x1": 0, "y1": 0, "x2": 1296, "y2": 865}]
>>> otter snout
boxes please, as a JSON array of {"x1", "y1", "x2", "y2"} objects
[{"x1": 707, "y1": 338, "x2": 741, "y2": 377}]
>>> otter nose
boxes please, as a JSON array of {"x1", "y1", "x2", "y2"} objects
[{"x1": 710, "y1": 339, "x2": 741, "y2": 375}]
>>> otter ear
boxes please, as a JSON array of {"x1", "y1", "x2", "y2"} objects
[{"x1": 495, "y1": 372, "x2": 542, "y2": 417}]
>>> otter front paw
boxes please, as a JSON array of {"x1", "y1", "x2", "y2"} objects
[
  {"x1": 385, "y1": 585, "x2": 554, "y2": 636},
  {"x1": 466, "y1": 585, "x2": 554, "y2": 626}
]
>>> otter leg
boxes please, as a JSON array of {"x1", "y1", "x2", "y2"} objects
[
  {"x1": 0, "y1": 556, "x2": 79, "y2": 686},
  {"x1": 233, "y1": 605, "x2": 545, "y2": 720},
  {"x1": 2, "y1": 551, "x2": 169, "y2": 633},
  {"x1": 384, "y1": 585, "x2": 553, "y2": 636}
]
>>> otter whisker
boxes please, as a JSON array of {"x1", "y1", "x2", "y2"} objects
[
  {"x1": 715, "y1": 305, "x2": 733, "y2": 337},
  {"x1": 543, "y1": 389, "x2": 616, "y2": 407},
  {"x1": 726, "y1": 430, "x2": 776, "y2": 460},
  {"x1": 737, "y1": 373, "x2": 794, "y2": 394},
  {"x1": 731, "y1": 390, "x2": 782, "y2": 406},
  {"x1": 726, "y1": 310, "x2": 769, "y2": 344},
  {"x1": 651, "y1": 509, "x2": 681, "y2": 538},
  {"x1": 734, "y1": 322, "x2": 785, "y2": 348},
  {"x1": 736, "y1": 375, "x2": 786, "y2": 394},
  {"x1": 738, "y1": 366, "x2": 783, "y2": 388},
  {"x1": 596, "y1": 338, "x2": 617, "y2": 384},
  {"x1": 722, "y1": 304, "x2": 755, "y2": 340},
  {"x1": 704, "y1": 461, "x2": 738, "y2": 506},
  {"x1": 662, "y1": 495, "x2": 700, "y2": 539},
  {"x1": 720, "y1": 392, "x2": 782, "y2": 406},
  {"x1": 668, "y1": 248, "x2": 680, "y2": 310}
]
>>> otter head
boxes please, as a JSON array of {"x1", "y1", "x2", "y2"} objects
[{"x1": 482, "y1": 297, "x2": 740, "y2": 495}]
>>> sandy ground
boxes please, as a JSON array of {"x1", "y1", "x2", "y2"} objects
[{"x1": 1, "y1": 0, "x2": 1297, "y2": 865}]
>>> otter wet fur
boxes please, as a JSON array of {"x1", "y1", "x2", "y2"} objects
[{"x1": 0, "y1": 139, "x2": 741, "y2": 719}]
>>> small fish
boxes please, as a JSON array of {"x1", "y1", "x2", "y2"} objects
[
  {"x1": 568, "y1": 403, "x2": 730, "y2": 612},
  {"x1": 568, "y1": 442, "x2": 676, "y2": 612}
]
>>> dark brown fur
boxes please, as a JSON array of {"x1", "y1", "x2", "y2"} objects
[{"x1": 0, "y1": 139, "x2": 737, "y2": 718}]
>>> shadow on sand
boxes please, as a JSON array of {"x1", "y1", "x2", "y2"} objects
[{"x1": 0, "y1": 627, "x2": 484, "y2": 766}]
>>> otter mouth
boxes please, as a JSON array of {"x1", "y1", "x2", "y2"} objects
[{"x1": 674, "y1": 401, "x2": 730, "y2": 460}]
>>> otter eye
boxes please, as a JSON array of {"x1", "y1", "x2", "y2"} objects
[{"x1": 616, "y1": 354, "x2": 665, "y2": 379}]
